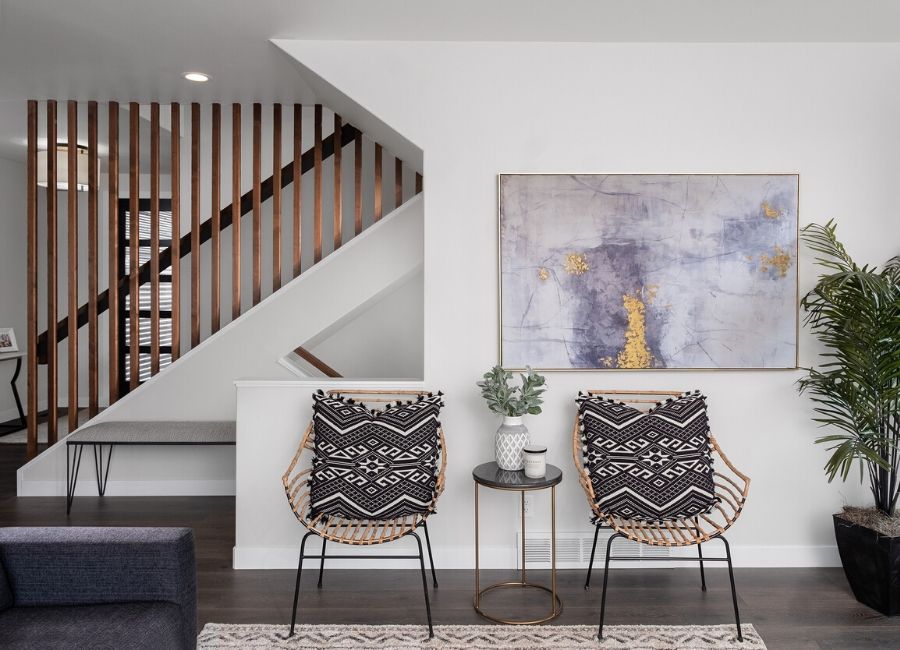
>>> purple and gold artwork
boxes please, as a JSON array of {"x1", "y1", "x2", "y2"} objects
[{"x1": 499, "y1": 174, "x2": 798, "y2": 369}]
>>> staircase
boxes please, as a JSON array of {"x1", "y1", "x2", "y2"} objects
[{"x1": 23, "y1": 100, "x2": 423, "y2": 459}]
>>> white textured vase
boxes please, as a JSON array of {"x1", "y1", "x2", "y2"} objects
[{"x1": 495, "y1": 416, "x2": 530, "y2": 471}]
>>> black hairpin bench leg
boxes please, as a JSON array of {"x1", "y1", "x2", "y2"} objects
[
  {"x1": 66, "y1": 444, "x2": 84, "y2": 515},
  {"x1": 93, "y1": 444, "x2": 114, "y2": 497}
]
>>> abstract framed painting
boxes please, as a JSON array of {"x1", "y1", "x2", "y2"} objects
[{"x1": 498, "y1": 173, "x2": 799, "y2": 370}]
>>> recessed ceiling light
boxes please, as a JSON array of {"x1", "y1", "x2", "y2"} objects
[{"x1": 184, "y1": 72, "x2": 209, "y2": 83}]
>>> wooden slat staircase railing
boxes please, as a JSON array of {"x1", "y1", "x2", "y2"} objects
[{"x1": 25, "y1": 101, "x2": 421, "y2": 458}]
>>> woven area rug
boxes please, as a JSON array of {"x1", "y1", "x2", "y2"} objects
[{"x1": 198, "y1": 623, "x2": 765, "y2": 649}]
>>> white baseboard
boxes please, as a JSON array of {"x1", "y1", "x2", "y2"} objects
[
  {"x1": 232, "y1": 543, "x2": 842, "y2": 570},
  {"x1": 17, "y1": 478, "x2": 235, "y2": 497}
]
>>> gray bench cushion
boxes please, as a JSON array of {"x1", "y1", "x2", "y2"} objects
[
  {"x1": 67, "y1": 421, "x2": 235, "y2": 445},
  {"x1": 0, "y1": 602, "x2": 183, "y2": 650}
]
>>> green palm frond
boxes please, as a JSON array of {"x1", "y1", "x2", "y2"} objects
[{"x1": 798, "y1": 220, "x2": 900, "y2": 515}]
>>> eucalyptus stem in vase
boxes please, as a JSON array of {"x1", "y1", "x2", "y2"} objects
[{"x1": 477, "y1": 365, "x2": 547, "y2": 471}]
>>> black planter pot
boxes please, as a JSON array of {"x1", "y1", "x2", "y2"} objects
[{"x1": 833, "y1": 514, "x2": 900, "y2": 616}]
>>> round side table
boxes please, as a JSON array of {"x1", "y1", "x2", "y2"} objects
[{"x1": 472, "y1": 461, "x2": 563, "y2": 624}]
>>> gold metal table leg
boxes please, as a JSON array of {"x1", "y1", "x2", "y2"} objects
[{"x1": 474, "y1": 482, "x2": 480, "y2": 608}]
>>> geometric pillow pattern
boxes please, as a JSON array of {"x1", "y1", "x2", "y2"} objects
[
  {"x1": 577, "y1": 391, "x2": 719, "y2": 522},
  {"x1": 308, "y1": 390, "x2": 444, "y2": 521}
]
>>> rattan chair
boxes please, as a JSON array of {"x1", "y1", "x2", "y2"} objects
[
  {"x1": 573, "y1": 390, "x2": 751, "y2": 642},
  {"x1": 282, "y1": 389, "x2": 447, "y2": 639}
]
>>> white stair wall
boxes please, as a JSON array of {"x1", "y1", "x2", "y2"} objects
[{"x1": 17, "y1": 196, "x2": 424, "y2": 496}]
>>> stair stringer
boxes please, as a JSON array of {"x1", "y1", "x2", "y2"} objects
[{"x1": 17, "y1": 196, "x2": 424, "y2": 496}]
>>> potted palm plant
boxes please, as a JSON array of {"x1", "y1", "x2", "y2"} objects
[
  {"x1": 477, "y1": 365, "x2": 547, "y2": 471},
  {"x1": 798, "y1": 219, "x2": 900, "y2": 615}
]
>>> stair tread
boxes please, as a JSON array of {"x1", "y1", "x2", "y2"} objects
[{"x1": 67, "y1": 421, "x2": 236, "y2": 445}]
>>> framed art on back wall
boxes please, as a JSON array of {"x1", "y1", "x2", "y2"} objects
[{"x1": 498, "y1": 173, "x2": 799, "y2": 370}]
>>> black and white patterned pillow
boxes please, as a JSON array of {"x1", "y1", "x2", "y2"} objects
[
  {"x1": 308, "y1": 391, "x2": 444, "y2": 520},
  {"x1": 577, "y1": 391, "x2": 718, "y2": 522}
]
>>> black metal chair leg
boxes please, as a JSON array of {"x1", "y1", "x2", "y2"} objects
[
  {"x1": 585, "y1": 524, "x2": 601, "y2": 589},
  {"x1": 698, "y1": 541, "x2": 707, "y2": 592},
  {"x1": 719, "y1": 536, "x2": 743, "y2": 642},
  {"x1": 421, "y1": 521, "x2": 438, "y2": 588},
  {"x1": 597, "y1": 532, "x2": 623, "y2": 640},
  {"x1": 288, "y1": 532, "x2": 313, "y2": 638},
  {"x1": 317, "y1": 539, "x2": 327, "y2": 588},
  {"x1": 410, "y1": 532, "x2": 434, "y2": 639}
]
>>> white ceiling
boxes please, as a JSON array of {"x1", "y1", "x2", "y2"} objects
[{"x1": 1, "y1": 0, "x2": 899, "y2": 161}]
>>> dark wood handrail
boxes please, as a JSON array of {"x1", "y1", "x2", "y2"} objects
[
  {"x1": 36, "y1": 123, "x2": 360, "y2": 359},
  {"x1": 294, "y1": 346, "x2": 342, "y2": 378}
]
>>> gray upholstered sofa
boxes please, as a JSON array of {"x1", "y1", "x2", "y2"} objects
[{"x1": 0, "y1": 527, "x2": 196, "y2": 650}]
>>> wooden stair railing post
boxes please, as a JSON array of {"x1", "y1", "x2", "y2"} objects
[
  {"x1": 170, "y1": 103, "x2": 181, "y2": 361},
  {"x1": 128, "y1": 102, "x2": 140, "y2": 392},
  {"x1": 191, "y1": 103, "x2": 201, "y2": 348},
  {"x1": 107, "y1": 101, "x2": 120, "y2": 401},
  {"x1": 88, "y1": 101, "x2": 99, "y2": 417},
  {"x1": 67, "y1": 100, "x2": 79, "y2": 433},
  {"x1": 354, "y1": 132, "x2": 362, "y2": 236},
  {"x1": 313, "y1": 104, "x2": 323, "y2": 262},
  {"x1": 394, "y1": 157, "x2": 402, "y2": 210},
  {"x1": 272, "y1": 104, "x2": 282, "y2": 292},
  {"x1": 26, "y1": 99, "x2": 37, "y2": 459},
  {"x1": 292, "y1": 104, "x2": 302, "y2": 278},
  {"x1": 46, "y1": 100, "x2": 58, "y2": 446},
  {"x1": 252, "y1": 103, "x2": 262, "y2": 305},
  {"x1": 150, "y1": 102, "x2": 161, "y2": 375},
  {"x1": 231, "y1": 103, "x2": 241, "y2": 320},
  {"x1": 333, "y1": 113, "x2": 342, "y2": 251},
  {"x1": 374, "y1": 143, "x2": 383, "y2": 221},
  {"x1": 211, "y1": 103, "x2": 222, "y2": 333}
]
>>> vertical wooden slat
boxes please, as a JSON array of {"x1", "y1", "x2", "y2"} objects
[
  {"x1": 190, "y1": 103, "x2": 201, "y2": 347},
  {"x1": 374, "y1": 143, "x2": 383, "y2": 221},
  {"x1": 87, "y1": 101, "x2": 99, "y2": 417},
  {"x1": 67, "y1": 101, "x2": 78, "y2": 432},
  {"x1": 313, "y1": 104, "x2": 323, "y2": 262},
  {"x1": 231, "y1": 104, "x2": 241, "y2": 319},
  {"x1": 26, "y1": 100, "x2": 37, "y2": 458},
  {"x1": 128, "y1": 103, "x2": 139, "y2": 391},
  {"x1": 170, "y1": 103, "x2": 181, "y2": 361},
  {"x1": 150, "y1": 102, "x2": 161, "y2": 375},
  {"x1": 333, "y1": 113, "x2": 342, "y2": 251},
  {"x1": 46, "y1": 101, "x2": 58, "y2": 445},
  {"x1": 292, "y1": 104, "x2": 302, "y2": 278},
  {"x1": 354, "y1": 132, "x2": 362, "y2": 236},
  {"x1": 107, "y1": 102, "x2": 120, "y2": 401},
  {"x1": 394, "y1": 157, "x2": 402, "y2": 209},
  {"x1": 211, "y1": 103, "x2": 221, "y2": 332},
  {"x1": 272, "y1": 103, "x2": 282, "y2": 291},
  {"x1": 252, "y1": 103, "x2": 261, "y2": 305},
  {"x1": 415, "y1": 172, "x2": 423, "y2": 194}
]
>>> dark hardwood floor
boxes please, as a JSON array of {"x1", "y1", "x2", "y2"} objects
[{"x1": 2, "y1": 443, "x2": 898, "y2": 648}]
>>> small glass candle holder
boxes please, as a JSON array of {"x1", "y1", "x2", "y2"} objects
[{"x1": 522, "y1": 444, "x2": 547, "y2": 479}]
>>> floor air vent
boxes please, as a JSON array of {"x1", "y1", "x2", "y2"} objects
[{"x1": 517, "y1": 530, "x2": 670, "y2": 569}]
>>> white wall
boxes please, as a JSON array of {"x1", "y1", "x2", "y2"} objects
[
  {"x1": 0, "y1": 157, "x2": 27, "y2": 421},
  {"x1": 302, "y1": 270, "x2": 423, "y2": 379},
  {"x1": 269, "y1": 40, "x2": 900, "y2": 567}
]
